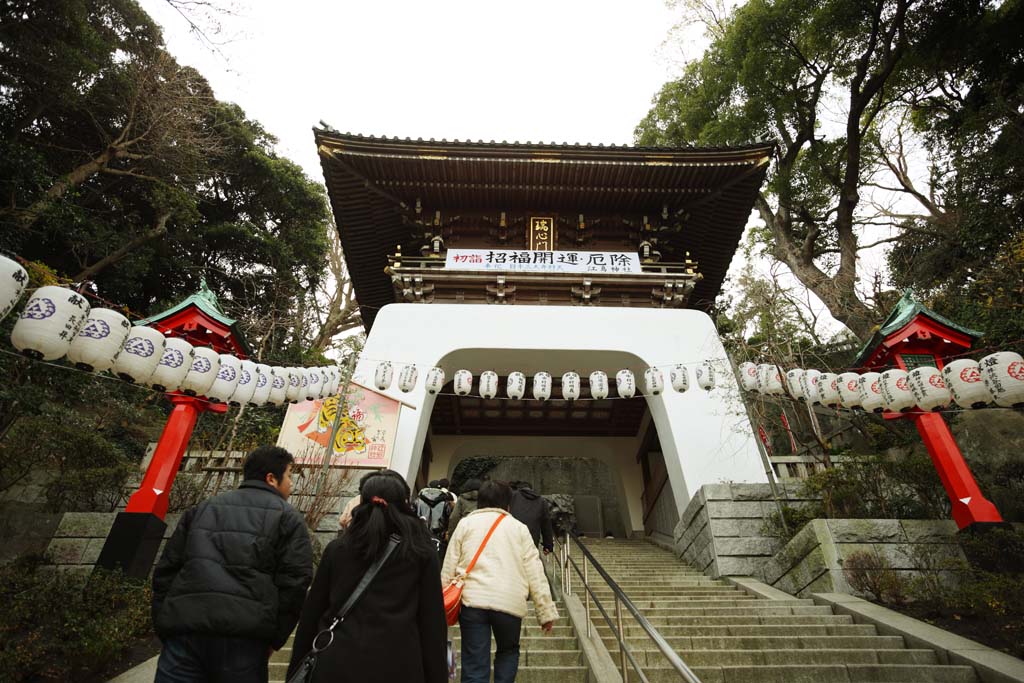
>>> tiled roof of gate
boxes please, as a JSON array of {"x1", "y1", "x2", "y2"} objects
[{"x1": 315, "y1": 129, "x2": 775, "y2": 330}]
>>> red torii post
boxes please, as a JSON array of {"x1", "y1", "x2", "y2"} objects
[
  {"x1": 96, "y1": 282, "x2": 252, "y2": 578},
  {"x1": 854, "y1": 292, "x2": 1003, "y2": 530}
]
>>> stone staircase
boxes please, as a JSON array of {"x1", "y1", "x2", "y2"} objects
[
  {"x1": 270, "y1": 597, "x2": 587, "y2": 682},
  {"x1": 578, "y1": 538, "x2": 980, "y2": 683}
]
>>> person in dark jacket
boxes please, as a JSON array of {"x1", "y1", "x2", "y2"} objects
[
  {"x1": 446, "y1": 477, "x2": 480, "y2": 537},
  {"x1": 152, "y1": 445, "x2": 313, "y2": 683},
  {"x1": 509, "y1": 482, "x2": 554, "y2": 554},
  {"x1": 289, "y1": 470, "x2": 447, "y2": 683}
]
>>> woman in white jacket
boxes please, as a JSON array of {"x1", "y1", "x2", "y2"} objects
[{"x1": 441, "y1": 480, "x2": 558, "y2": 683}]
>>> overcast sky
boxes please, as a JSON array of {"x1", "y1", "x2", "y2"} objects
[
  {"x1": 140, "y1": 0, "x2": 863, "y2": 340},
  {"x1": 140, "y1": 0, "x2": 691, "y2": 177}
]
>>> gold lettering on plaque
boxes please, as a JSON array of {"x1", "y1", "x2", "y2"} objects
[{"x1": 529, "y1": 216, "x2": 555, "y2": 250}]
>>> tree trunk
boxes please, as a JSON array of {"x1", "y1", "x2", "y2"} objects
[
  {"x1": 11, "y1": 146, "x2": 121, "y2": 231},
  {"x1": 72, "y1": 211, "x2": 171, "y2": 281}
]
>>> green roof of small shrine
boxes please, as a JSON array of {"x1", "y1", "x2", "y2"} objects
[
  {"x1": 854, "y1": 290, "x2": 983, "y2": 366},
  {"x1": 136, "y1": 279, "x2": 253, "y2": 355}
]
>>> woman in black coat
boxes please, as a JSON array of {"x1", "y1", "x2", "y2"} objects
[{"x1": 288, "y1": 471, "x2": 448, "y2": 683}]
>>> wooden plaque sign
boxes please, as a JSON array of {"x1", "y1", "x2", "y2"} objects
[{"x1": 529, "y1": 216, "x2": 554, "y2": 250}]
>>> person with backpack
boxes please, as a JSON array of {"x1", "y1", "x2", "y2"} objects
[
  {"x1": 442, "y1": 480, "x2": 558, "y2": 683},
  {"x1": 288, "y1": 470, "x2": 448, "y2": 683},
  {"x1": 446, "y1": 478, "x2": 481, "y2": 536},
  {"x1": 415, "y1": 480, "x2": 453, "y2": 548}
]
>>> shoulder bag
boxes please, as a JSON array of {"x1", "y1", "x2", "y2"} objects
[
  {"x1": 286, "y1": 534, "x2": 401, "y2": 683},
  {"x1": 443, "y1": 513, "x2": 505, "y2": 626}
]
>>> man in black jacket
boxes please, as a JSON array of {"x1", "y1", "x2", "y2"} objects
[
  {"x1": 152, "y1": 445, "x2": 313, "y2": 682},
  {"x1": 509, "y1": 481, "x2": 554, "y2": 554}
]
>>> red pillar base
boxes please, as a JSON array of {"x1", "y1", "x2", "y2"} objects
[
  {"x1": 911, "y1": 412, "x2": 1003, "y2": 529},
  {"x1": 97, "y1": 394, "x2": 225, "y2": 577},
  {"x1": 125, "y1": 394, "x2": 226, "y2": 519}
]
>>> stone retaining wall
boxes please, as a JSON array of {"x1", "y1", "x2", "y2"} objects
[
  {"x1": 45, "y1": 512, "x2": 181, "y2": 578},
  {"x1": 673, "y1": 482, "x2": 816, "y2": 578},
  {"x1": 758, "y1": 518, "x2": 965, "y2": 597}
]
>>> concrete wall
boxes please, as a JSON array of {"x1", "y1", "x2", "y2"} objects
[
  {"x1": 429, "y1": 433, "x2": 646, "y2": 535},
  {"x1": 44, "y1": 512, "x2": 182, "y2": 578},
  {"x1": 645, "y1": 480, "x2": 679, "y2": 544},
  {"x1": 673, "y1": 482, "x2": 814, "y2": 578},
  {"x1": 356, "y1": 304, "x2": 769, "y2": 517},
  {"x1": 759, "y1": 518, "x2": 966, "y2": 598}
]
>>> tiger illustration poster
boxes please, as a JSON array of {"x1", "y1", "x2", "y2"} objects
[{"x1": 276, "y1": 381, "x2": 401, "y2": 468}]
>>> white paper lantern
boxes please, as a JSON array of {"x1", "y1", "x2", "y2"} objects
[
  {"x1": 799, "y1": 369, "x2": 821, "y2": 404},
  {"x1": 696, "y1": 362, "x2": 715, "y2": 391},
  {"x1": 785, "y1": 369, "x2": 805, "y2": 400},
  {"x1": 302, "y1": 367, "x2": 321, "y2": 401},
  {"x1": 561, "y1": 372, "x2": 581, "y2": 401},
  {"x1": 979, "y1": 352, "x2": 1024, "y2": 408},
  {"x1": 532, "y1": 372, "x2": 552, "y2": 401},
  {"x1": 375, "y1": 361, "x2": 394, "y2": 392},
  {"x1": 670, "y1": 365, "x2": 689, "y2": 393},
  {"x1": 907, "y1": 366, "x2": 950, "y2": 412},
  {"x1": 425, "y1": 367, "x2": 446, "y2": 395},
  {"x1": 284, "y1": 367, "x2": 303, "y2": 403},
  {"x1": 316, "y1": 367, "x2": 328, "y2": 399},
  {"x1": 479, "y1": 370, "x2": 499, "y2": 399},
  {"x1": 835, "y1": 372, "x2": 862, "y2": 409},
  {"x1": 207, "y1": 354, "x2": 242, "y2": 403},
  {"x1": 180, "y1": 346, "x2": 221, "y2": 397},
  {"x1": 0, "y1": 254, "x2": 28, "y2": 322},
  {"x1": 454, "y1": 369, "x2": 473, "y2": 396},
  {"x1": 615, "y1": 369, "x2": 635, "y2": 398},
  {"x1": 738, "y1": 362, "x2": 759, "y2": 392},
  {"x1": 229, "y1": 360, "x2": 259, "y2": 406},
  {"x1": 66, "y1": 308, "x2": 131, "y2": 373},
  {"x1": 858, "y1": 372, "x2": 884, "y2": 413},
  {"x1": 113, "y1": 326, "x2": 165, "y2": 384},
  {"x1": 643, "y1": 367, "x2": 664, "y2": 396},
  {"x1": 148, "y1": 338, "x2": 194, "y2": 392},
  {"x1": 880, "y1": 369, "x2": 915, "y2": 413},
  {"x1": 506, "y1": 371, "x2": 526, "y2": 400},
  {"x1": 398, "y1": 364, "x2": 418, "y2": 392},
  {"x1": 817, "y1": 372, "x2": 841, "y2": 408},
  {"x1": 943, "y1": 359, "x2": 992, "y2": 409},
  {"x1": 297, "y1": 368, "x2": 309, "y2": 401},
  {"x1": 249, "y1": 363, "x2": 272, "y2": 406},
  {"x1": 11, "y1": 286, "x2": 90, "y2": 360},
  {"x1": 756, "y1": 364, "x2": 783, "y2": 395},
  {"x1": 589, "y1": 371, "x2": 609, "y2": 400},
  {"x1": 268, "y1": 367, "x2": 289, "y2": 406},
  {"x1": 328, "y1": 367, "x2": 341, "y2": 396}
]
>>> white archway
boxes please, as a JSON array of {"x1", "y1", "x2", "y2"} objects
[{"x1": 353, "y1": 303, "x2": 767, "y2": 518}]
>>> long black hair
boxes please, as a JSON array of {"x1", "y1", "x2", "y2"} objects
[{"x1": 343, "y1": 470, "x2": 433, "y2": 561}]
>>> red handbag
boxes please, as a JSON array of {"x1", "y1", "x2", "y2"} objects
[{"x1": 443, "y1": 513, "x2": 506, "y2": 626}]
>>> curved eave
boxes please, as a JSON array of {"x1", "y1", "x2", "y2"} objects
[{"x1": 315, "y1": 130, "x2": 775, "y2": 330}]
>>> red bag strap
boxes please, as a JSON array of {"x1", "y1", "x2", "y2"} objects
[{"x1": 464, "y1": 513, "x2": 506, "y2": 576}]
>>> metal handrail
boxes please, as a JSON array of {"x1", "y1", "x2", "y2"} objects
[{"x1": 556, "y1": 532, "x2": 702, "y2": 683}]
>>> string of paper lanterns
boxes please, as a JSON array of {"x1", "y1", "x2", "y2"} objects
[
  {"x1": 368, "y1": 361, "x2": 719, "y2": 400},
  {"x1": 0, "y1": 256, "x2": 344, "y2": 408},
  {"x1": 738, "y1": 357, "x2": 1024, "y2": 412}
]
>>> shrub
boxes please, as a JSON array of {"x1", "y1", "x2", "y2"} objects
[
  {"x1": 842, "y1": 548, "x2": 908, "y2": 605},
  {"x1": 0, "y1": 555, "x2": 152, "y2": 681},
  {"x1": 761, "y1": 502, "x2": 822, "y2": 542}
]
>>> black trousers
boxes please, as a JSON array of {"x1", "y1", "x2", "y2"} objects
[{"x1": 155, "y1": 634, "x2": 269, "y2": 683}]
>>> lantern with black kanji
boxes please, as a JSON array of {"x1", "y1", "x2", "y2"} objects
[
  {"x1": 11, "y1": 286, "x2": 90, "y2": 360},
  {"x1": 589, "y1": 371, "x2": 609, "y2": 400},
  {"x1": 0, "y1": 254, "x2": 28, "y2": 322},
  {"x1": 148, "y1": 338, "x2": 195, "y2": 392},
  {"x1": 506, "y1": 371, "x2": 526, "y2": 400},
  {"x1": 114, "y1": 326, "x2": 166, "y2": 384}
]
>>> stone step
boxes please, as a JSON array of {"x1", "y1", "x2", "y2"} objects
[
  {"x1": 589, "y1": 604, "x2": 836, "y2": 617},
  {"x1": 600, "y1": 635, "x2": 907, "y2": 651},
  {"x1": 631, "y1": 664, "x2": 981, "y2": 683},
  {"x1": 597, "y1": 623, "x2": 880, "y2": 638},
  {"x1": 604, "y1": 648, "x2": 940, "y2": 668}
]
